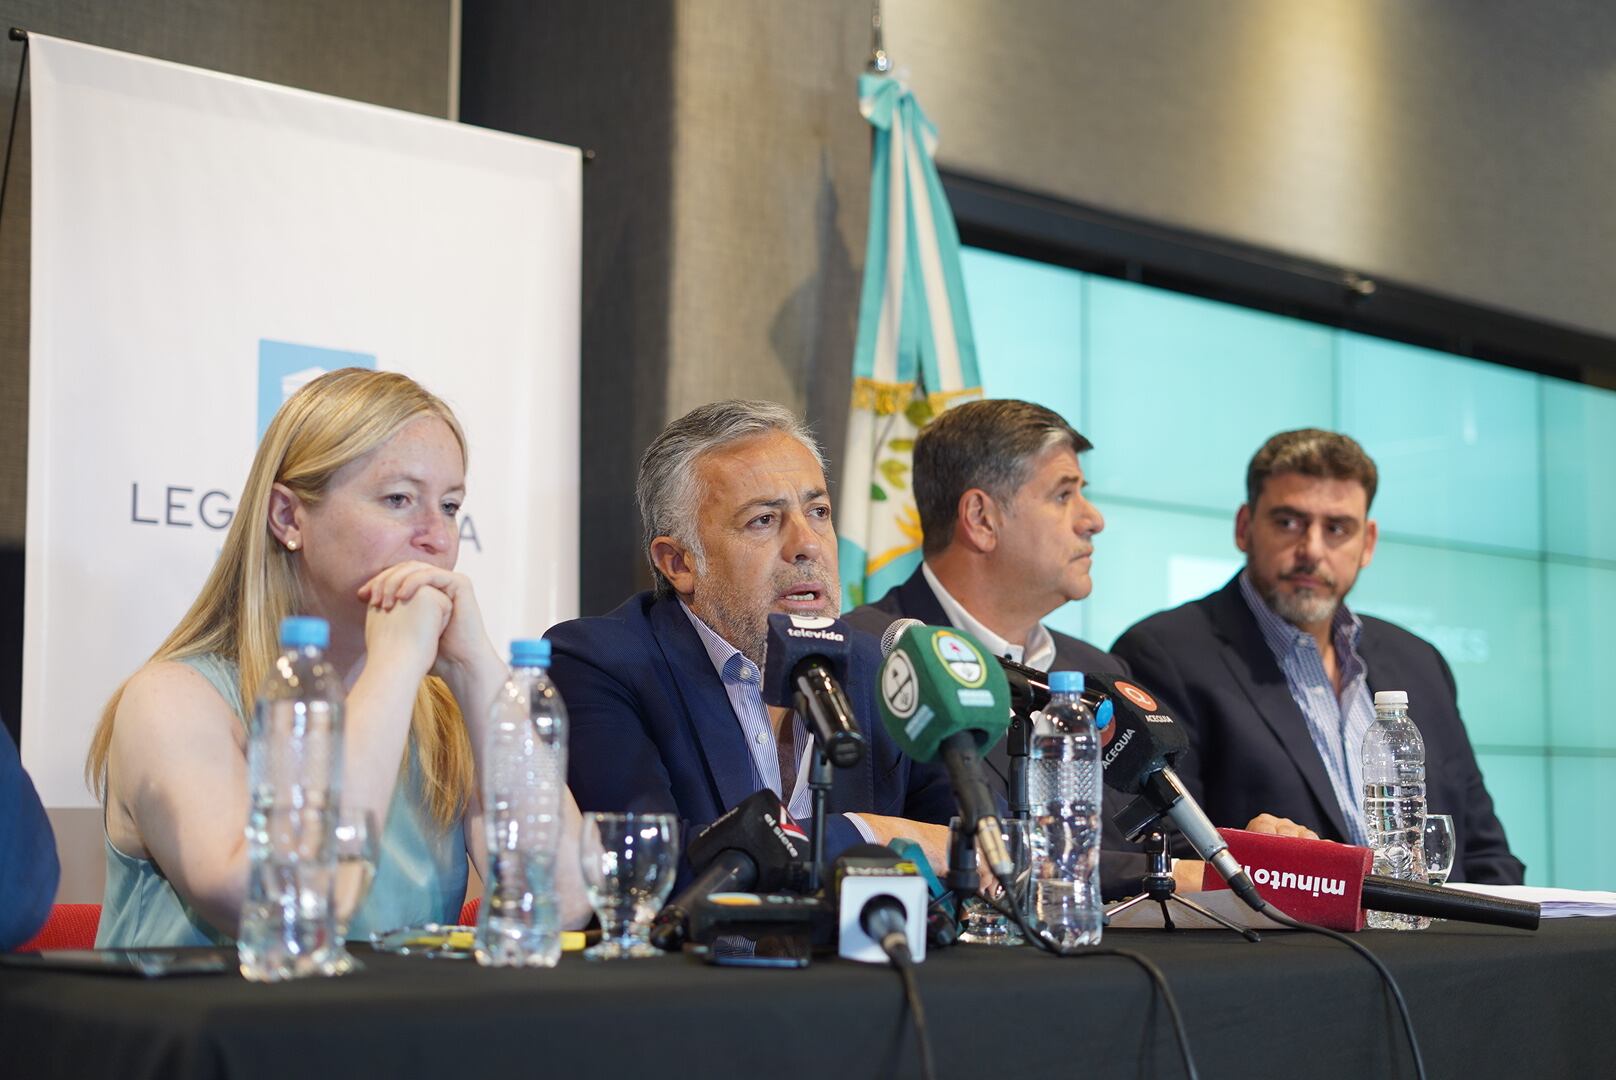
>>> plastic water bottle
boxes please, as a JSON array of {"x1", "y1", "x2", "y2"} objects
[
  {"x1": 1362, "y1": 690, "x2": 1429, "y2": 931},
  {"x1": 1027, "y1": 670, "x2": 1103, "y2": 947},
  {"x1": 475, "y1": 638, "x2": 568, "y2": 967},
  {"x1": 239, "y1": 616, "x2": 346, "y2": 980}
]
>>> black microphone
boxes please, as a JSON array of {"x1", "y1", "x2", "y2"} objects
[
  {"x1": 762, "y1": 613, "x2": 866, "y2": 769},
  {"x1": 1085, "y1": 672, "x2": 1263, "y2": 910},
  {"x1": 650, "y1": 790, "x2": 809, "y2": 950},
  {"x1": 1362, "y1": 875, "x2": 1539, "y2": 930},
  {"x1": 1203, "y1": 828, "x2": 1541, "y2": 931}
]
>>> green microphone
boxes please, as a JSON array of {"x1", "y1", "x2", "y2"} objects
[{"x1": 876, "y1": 622, "x2": 1014, "y2": 878}]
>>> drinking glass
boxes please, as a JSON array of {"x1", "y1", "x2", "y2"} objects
[
  {"x1": 580, "y1": 812, "x2": 680, "y2": 960},
  {"x1": 325, "y1": 808, "x2": 379, "y2": 976},
  {"x1": 1423, "y1": 814, "x2": 1456, "y2": 886},
  {"x1": 958, "y1": 817, "x2": 1034, "y2": 946}
]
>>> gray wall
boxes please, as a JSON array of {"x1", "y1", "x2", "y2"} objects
[
  {"x1": 468, "y1": 0, "x2": 1616, "y2": 621},
  {"x1": 888, "y1": 0, "x2": 1616, "y2": 341},
  {"x1": 0, "y1": 0, "x2": 454, "y2": 904}
]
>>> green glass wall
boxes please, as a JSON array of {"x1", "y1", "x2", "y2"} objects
[{"x1": 958, "y1": 247, "x2": 1616, "y2": 888}]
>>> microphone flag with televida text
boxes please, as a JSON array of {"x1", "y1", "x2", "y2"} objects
[
  {"x1": 876, "y1": 622, "x2": 1014, "y2": 878},
  {"x1": 762, "y1": 613, "x2": 866, "y2": 768}
]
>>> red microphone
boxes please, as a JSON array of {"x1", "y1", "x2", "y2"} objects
[{"x1": 1202, "y1": 829, "x2": 1539, "y2": 932}]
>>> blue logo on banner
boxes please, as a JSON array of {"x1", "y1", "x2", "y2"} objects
[{"x1": 257, "y1": 340, "x2": 376, "y2": 439}]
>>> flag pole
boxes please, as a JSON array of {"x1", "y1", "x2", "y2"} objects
[{"x1": 868, "y1": 2, "x2": 892, "y2": 74}]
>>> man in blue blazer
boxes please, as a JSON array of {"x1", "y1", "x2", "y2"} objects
[
  {"x1": 548, "y1": 401, "x2": 956, "y2": 871},
  {"x1": 1113, "y1": 430, "x2": 1523, "y2": 885}
]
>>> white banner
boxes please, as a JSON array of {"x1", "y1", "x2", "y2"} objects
[{"x1": 24, "y1": 36, "x2": 581, "y2": 808}]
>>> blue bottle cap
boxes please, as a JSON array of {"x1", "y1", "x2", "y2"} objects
[
  {"x1": 510, "y1": 638, "x2": 551, "y2": 667},
  {"x1": 1049, "y1": 670, "x2": 1084, "y2": 694},
  {"x1": 279, "y1": 616, "x2": 329, "y2": 649}
]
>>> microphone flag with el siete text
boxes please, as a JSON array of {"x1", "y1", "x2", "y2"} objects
[
  {"x1": 1201, "y1": 829, "x2": 1542, "y2": 933},
  {"x1": 762, "y1": 613, "x2": 866, "y2": 768},
  {"x1": 876, "y1": 622, "x2": 1014, "y2": 878},
  {"x1": 835, "y1": 844, "x2": 929, "y2": 964},
  {"x1": 650, "y1": 789, "x2": 817, "y2": 951}
]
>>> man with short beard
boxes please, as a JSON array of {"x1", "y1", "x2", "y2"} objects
[
  {"x1": 1112, "y1": 429, "x2": 1523, "y2": 884},
  {"x1": 547, "y1": 401, "x2": 956, "y2": 873}
]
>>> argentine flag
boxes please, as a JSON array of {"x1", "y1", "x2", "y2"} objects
[{"x1": 838, "y1": 71, "x2": 983, "y2": 610}]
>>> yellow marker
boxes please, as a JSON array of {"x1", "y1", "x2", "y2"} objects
[{"x1": 561, "y1": 931, "x2": 587, "y2": 952}]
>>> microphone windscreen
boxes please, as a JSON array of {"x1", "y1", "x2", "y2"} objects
[
  {"x1": 761, "y1": 613, "x2": 855, "y2": 708},
  {"x1": 881, "y1": 617, "x2": 924, "y2": 657},
  {"x1": 875, "y1": 623, "x2": 1011, "y2": 763},
  {"x1": 1201, "y1": 828, "x2": 1373, "y2": 931},
  {"x1": 1086, "y1": 673, "x2": 1190, "y2": 794}
]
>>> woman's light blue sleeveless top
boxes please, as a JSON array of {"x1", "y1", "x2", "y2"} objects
[{"x1": 96, "y1": 653, "x2": 468, "y2": 947}]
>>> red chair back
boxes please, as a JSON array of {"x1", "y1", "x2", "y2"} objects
[
  {"x1": 16, "y1": 903, "x2": 101, "y2": 952},
  {"x1": 458, "y1": 897, "x2": 480, "y2": 926}
]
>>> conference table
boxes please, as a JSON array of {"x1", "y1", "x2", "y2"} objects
[{"x1": 3, "y1": 918, "x2": 1610, "y2": 1079}]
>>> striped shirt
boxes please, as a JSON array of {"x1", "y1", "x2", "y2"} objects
[
  {"x1": 680, "y1": 603, "x2": 874, "y2": 841},
  {"x1": 1238, "y1": 572, "x2": 1374, "y2": 845}
]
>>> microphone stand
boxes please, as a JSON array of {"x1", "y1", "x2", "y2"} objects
[
  {"x1": 805, "y1": 732, "x2": 833, "y2": 894},
  {"x1": 1105, "y1": 816, "x2": 1261, "y2": 942},
  {"x1": 944, "y1": 816, "x2": 980, "y2": 904},
  {"x1": 1007, "y1": 706, "x2": 1032, "y2": 821}
]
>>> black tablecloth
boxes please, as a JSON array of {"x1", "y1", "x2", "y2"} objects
[{"x1": 3, "y1": 919, "x2": 1611, "y2": 1080}]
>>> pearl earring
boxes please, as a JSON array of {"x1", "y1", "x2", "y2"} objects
[{"x1": 286, "y1": 539, "x2": 299, "y2": 551}]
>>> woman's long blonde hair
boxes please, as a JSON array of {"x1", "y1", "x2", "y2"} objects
[{"x1": 87, "y1": 368, "x2": 475, "y2": 826}]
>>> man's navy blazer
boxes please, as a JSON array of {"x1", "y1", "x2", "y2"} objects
[
  {"x1": 546, "y1": 591, "x2": 956, "y2": 863},
  {"x1": 1111, "y1": 574, "x2": 1524, "y2": 885},
  {"x1": 845, "y1": 564, "x2": 1153, "y2": 900}
]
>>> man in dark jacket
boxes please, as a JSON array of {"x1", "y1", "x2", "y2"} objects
[
  {"x1": 846, "y1": 399, "x2": 1314, "y2": 899},
  {"x1": 1113, "y1": 429, "x2": 1523, "y2": 884}
]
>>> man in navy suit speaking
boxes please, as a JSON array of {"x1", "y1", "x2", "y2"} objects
[{"x1": 547, "y1": 401, "x2": 955, "y2": 869}]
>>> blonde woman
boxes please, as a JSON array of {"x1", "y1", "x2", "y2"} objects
[{"x1": 87, "y1": 368, "x2": 590, "y2": 946}]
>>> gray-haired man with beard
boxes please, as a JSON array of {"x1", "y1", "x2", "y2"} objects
[
  {"x1": 1112, "y1": 429, "x2": 1523, "y2": 884},
  {"x1": 546, "y1": 400, "x2": 957, "y2": 873}
]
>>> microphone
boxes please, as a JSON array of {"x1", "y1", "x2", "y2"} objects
[
  {"x1": 1200, "y1": 829, "x2": 1541, "y2": 932},
  {"x1": 762, "y1": 613, "x2": 866, "y2": 768},
  {"x1": 1083, "y1": 672, "x2": 1262, "y2": 908},
  {"x1": 875, "y1": 621, "x2": 1014, "y2": 879},
  {"x1": 879, "y1": 618, "x2": 1114, "y2": 725},
  {"x1": 650, "y1": 790, "x2": 810, "y2": 950},
  {"x1": 835, "y1": 844, "x2": 929, "y2": 964}
]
